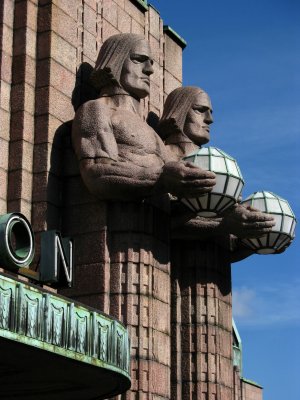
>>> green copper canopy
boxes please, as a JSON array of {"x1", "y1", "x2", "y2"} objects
[{"x1": 0, "y1": 273, "x2": 131, "y2": 399}]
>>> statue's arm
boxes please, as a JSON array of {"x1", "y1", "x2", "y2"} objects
[
  {"x1": 72, "y1": 101, "x2": 162, "y2": 200},
  {"x1": 72, "y1": 101, "x2": 216, "y2": 200},
  {"x1": 171, "y1": 202, "x2": 275, "y2": 262}
]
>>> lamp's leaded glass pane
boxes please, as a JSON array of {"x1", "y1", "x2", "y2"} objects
[
  {"x1": 226, "y1": 159, "x2": 239, "y2": 177},
  {"x1": 259, "y1": 235, "x2": 268, "y2": 247},
  {"x1": 198, "y1": 195, "x2": 208, "y2": 209},
  {"x1": 290, "y1": 219, "x2": 296, "y2": 237},
  {"x1": 279, "y1": 236, "x2": 291, "y2": 250},
  {"x1": 195, "y1": 155, "x2": 209, "y2": 170},
  {"x1": 282, "y1": 216, "x2": 294, "y2": 235},
  {"x1": 200, "y1": 148, "x2": 209, "y2": 155},
  {"x1": 181, "y1": 199, "x2": 194, "y2": 211},
  {"x1": 218, "y1": 197, "x2": 234, "y2": 212},
  {"x1": 267, "y1": 198, "x2": 282, "y2": 213},
  {"x1": 210, "y1": 148, "x2": 220, "y2": 156},
  {"x1": 211, "y1": 156, "x2": 227, "y2": 173},
  {"x1": 214, "y1": 174, "x2": 227, "y2": 193},
  {"x1": 235, "y1": 180, "x2": 244, "y2": 198},
  {"x1": 226, "y1": 176, "x2": 240, "y2": 198},
  {"x1": 243, "y1": 239, "x2": 256, "y2": 250},
  {"x1": 252, "y1": 199, "x2": 267, "y2": 212},
  {"x1": 280, "y1": 201, "x2": 293, "y2": 216},
  {"x1": 265, "y1": 192, "x2": 275, "y2": 198},
  {"x1": 251, "y1": 238, "x2": 260, "y2": 248},
  {"x1": 272, "y1": 214, "x2": 283, "y2": 231},
  {"x1": 268, "y1": 232, "x2": 280, "y2": 247},
  {"x1": 184, "y1": 156, "x2": 194, "y2": 163},
  {"x1": 275, "y1": 234, "x2": 289, "y2": 249},
  {"x1": 253, "y1": 192, "x2": 263, "y2": 199},
  {"x1": 208, "y1": 194, "x2": 222, "y2": 210}
]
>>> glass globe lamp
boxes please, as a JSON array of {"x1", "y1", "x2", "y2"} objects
[
  {"x1": 241, "y1": 191, "x2": 296, "y2": 254},
  {"x1": 181, "y1": 147, "x2": 244, "y2": 217}
]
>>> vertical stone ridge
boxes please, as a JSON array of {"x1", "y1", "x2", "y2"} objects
[
  {"x1": 77, "y1": 0, "x2": 84, "y2": 67},
  {"x1": 0, "y1": 0, "x2": 14, "y2": 215},
  {"x1": 7, "y1": 0, "x2": 38, "y2": 220},
  {"x1": 171, "y1": 241, "x2": 233, "y2": 400},
  {"x1": 96, "y1": 0, "x2": 103, "y2": 53},
  {"x1": 106, "y1": 201, "x2": 171, "y2": 400}
]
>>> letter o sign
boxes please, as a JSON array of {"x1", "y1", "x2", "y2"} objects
[{"x1": 0, "y1": 213, "x2": 35, "y2": 270}]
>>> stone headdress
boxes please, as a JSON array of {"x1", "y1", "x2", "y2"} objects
[
  {"x1": 90, "y1": 33, "x2": 145, "y2": 90},
  {"x1": 158, "y1": 86, "x2": 207, "y2": 140}
]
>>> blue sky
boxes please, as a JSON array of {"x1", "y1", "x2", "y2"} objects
[{"x1": 150, "y1": 0, "x2": 300, "y2": 398}]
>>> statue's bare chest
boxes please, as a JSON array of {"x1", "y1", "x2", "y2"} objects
[{"x1": 111, "y1": 110, "x2": 168, "y2": 162}]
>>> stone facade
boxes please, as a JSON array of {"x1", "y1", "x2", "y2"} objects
[
  {"x1": 241, "y1": 380, "x2": 263, "y2": 400},
  {"x1": 0, "y1": 1, "x2": 264, "y2": 400},
  {"x1": 0, "y1": 1, "x2": 184, "y2": 399},
  {"x1": 0, "y1": 0, "x2": 183, "y2": 223}
]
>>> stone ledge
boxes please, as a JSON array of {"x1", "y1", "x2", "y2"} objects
[
  {"x1": 163, "y1": 25, "x2": 187, "y2": 49},
  {"x1": 241, "y1": 377, "x2": 263, "y2": 389},
  {"x1": 130, "y1": 0, "x2": 148, "y2": 12}
]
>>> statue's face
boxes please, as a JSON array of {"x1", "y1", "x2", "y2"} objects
[
  {"x1": 183, "y1": 92, "x2": 213, "y2": 145},
  {"x1": 120, "y1": 40, "x2": 154, "y2": 99}
]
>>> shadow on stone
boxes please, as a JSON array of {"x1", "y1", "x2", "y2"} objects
[{"x1": 72, "y1": 62, "x2": 98, "y2": 112}]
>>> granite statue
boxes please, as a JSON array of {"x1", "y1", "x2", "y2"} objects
[
  {"x1": 158, "y1": 86, "x2": 276, "y2": 256},
  {"x1": 72, "y1": 34, "x2": 216, "y2": 201}
]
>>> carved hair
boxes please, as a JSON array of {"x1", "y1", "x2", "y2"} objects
[
  {"x1": 90, "y1": 33, "x2": 145, "y2": 90},
  {"x1": 158, "y1": 86, "x2": 207, "y2": 139}
]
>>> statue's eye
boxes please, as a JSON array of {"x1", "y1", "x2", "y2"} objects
[
  {"x1": 193, "y1": 106, "x2": 207, "y2": 114},
  {"x1": 131, "y1": 54, "x2": 148, "y2": 63}
]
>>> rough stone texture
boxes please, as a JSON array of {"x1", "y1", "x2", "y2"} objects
[
  {"x1": 0, "y1": 1, "x2": 257, "y2": 400},
  {"x1": 0, "y1": 0, "x2": 14, "y2": 215},
  {"x1": 233, "y1": 367, "x2": 242, "y2": 400},
  {"x1": 57, "y1": 6, "x2": 182, "y2": 399},
  {"x1": 241, "y1": 381, "x2": 263, "y2": 400},
  {"x1": 171, "y1": 241, "x2": 233, "y2": 400}
]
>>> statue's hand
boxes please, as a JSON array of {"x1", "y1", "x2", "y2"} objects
[
  {"x1": 161, "y1": 161, "x2": 216, "y2": 198},
  {"x1": 221, "y1": 203, "x2": 275, "y2": 238}
]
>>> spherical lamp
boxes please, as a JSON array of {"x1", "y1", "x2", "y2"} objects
[
  {"x1": 181, "y1": 147, "x2": 244, "y2": 217},
  {"x1": 241, "y1": 191, "x2": 296, "y2": 254}
]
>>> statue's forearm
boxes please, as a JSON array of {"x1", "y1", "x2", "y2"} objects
[{"x1": 80, "y1": 159, "x2": 165, "y2": 200}]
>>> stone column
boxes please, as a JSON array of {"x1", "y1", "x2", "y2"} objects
[
  {"x1": 108, "y1": 201, "x2": 171, "y2": 400},
  {"x1": 62, "y1": 178, "x2": 172, "y2": 400},
  {"x1": 171, "y1": 241, "x2": 233, "y2": 400}
]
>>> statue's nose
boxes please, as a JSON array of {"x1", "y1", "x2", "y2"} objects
[
  {"x1": 204, "y1": 110, "x2": 213, "y2": 124},
  {"x1": 144, "y1": 60, "x2": 154, "y2": 76}
]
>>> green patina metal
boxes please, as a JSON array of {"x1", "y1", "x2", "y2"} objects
[
  {"x1": 148, "y1": 3, "x2": 160, "y2": 14},
  {"x1": 0, "y1": 273, "x2": 131, "y2": 381},
  {"x1": 232, "y1": 321, "x2": 263, "y2": 388},
  {"x1": 232, "y1": 318, "x2": 243, "y2": 373},
  {"x1": 163, "y1": 25, "x2": 187, "y2": 49},
  {"x1": 132, "y1": 0, "x2": 148, "y2": 11},
  {"x1": 241, "y1": 378, "x2": 263, "y2": 389}
]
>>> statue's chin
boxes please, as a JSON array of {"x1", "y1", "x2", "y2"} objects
[
  {"x1": 129, "y1": 88, "x2": 150, "y2": 99},
  {"x1": 195, "y1": 136, "x2": 209, "y2": 146}
]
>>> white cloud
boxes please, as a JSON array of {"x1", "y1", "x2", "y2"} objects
[{"x1": 233, "y1": 280, "x2": 300, "y2": 328}]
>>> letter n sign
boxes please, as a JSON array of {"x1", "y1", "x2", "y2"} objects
[{"x1": 39, "y1": 231, "x2": 74, "y2": 287}]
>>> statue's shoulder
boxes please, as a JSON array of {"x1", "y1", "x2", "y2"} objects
[
  {"x1": 75, "y1": 98, "x2": 112, "y2": 120},
  {"x1": 72, "y1": 99, "x2": 114, "y2": 144}
]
